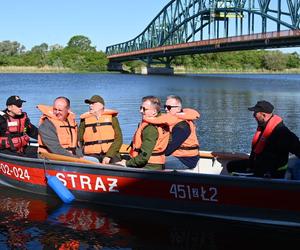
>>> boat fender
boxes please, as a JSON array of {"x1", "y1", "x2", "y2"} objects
[{"x1": 46, "y1": 174, "x2": 75, "y2": 203}]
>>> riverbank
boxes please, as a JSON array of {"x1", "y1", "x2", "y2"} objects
[
  {"x1": 1, "y1": 65, "x2": 300, "y2": 74},
  {"x1": 0, "y1": 66, "x2": 73, "y2": 73},
  {"x1": 173, "y1": 66, "x2": 300, "y2": 74}
]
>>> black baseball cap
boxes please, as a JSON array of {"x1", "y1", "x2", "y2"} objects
[
  {"x1": 248, "y1": 100, "x2": 274, "y2": 114},
  {"x1": 6, "y1": 95, "x2": 26, "y2": 107}
]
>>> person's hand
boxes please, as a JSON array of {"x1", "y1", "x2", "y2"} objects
[
  {"x1": 115, "y1": 159, "x2": 127, "y2": 167},
  {"x1": 102, "y1": 157, "x2": 111, "y2": 165},
  {"x1": 263, "y1": 172, "x2": 271, "y2": 178}
]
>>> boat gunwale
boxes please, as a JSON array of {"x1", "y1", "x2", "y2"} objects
[{"x1": 1, "y1": 152, "x2": 300, "y2": 190}]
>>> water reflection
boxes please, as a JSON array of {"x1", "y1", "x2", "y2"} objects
[
  {"x1": 0, "y1": 186, "x2": 299, "y2": 249},
  {"x1": 0, "y1": 187, "x2": 133, "y2": 249}
]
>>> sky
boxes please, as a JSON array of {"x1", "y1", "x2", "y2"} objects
[
  {"x1": 1, "y1": 0, "x2": 170, "y2": 52},
  {"x1": 0, "y1": 0, "x2": 298, "y2": 53}
]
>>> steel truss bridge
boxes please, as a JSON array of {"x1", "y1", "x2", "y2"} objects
[{"x1": 106, "y1": 0, "x2": 300, "y2": 70}]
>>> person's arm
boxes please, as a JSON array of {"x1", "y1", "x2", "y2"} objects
[
  {"x1": 78, "y1": 119, "x2": 85, "y2": 145},
  {"x1": 126, "y1": 125, "x2": 158, "y2": 167},
  {"x1": 105, "y1": 116, "x2": 123, "y2": 159},
  {"x1": 165, "y1": 121, "x2": 191, "y2": 156},
  {"x1": 39, "y1": 119, "x2": 76, "y2": 157},
  {"x1": 285, "y1": 128, "x2": 300, "y2": 158},
  {"x1": 25, "y1": 117, "x2": 38, "y2": 140},
  {"x1": 0, "y1": 116, "x2": 7, "y2": 136}
]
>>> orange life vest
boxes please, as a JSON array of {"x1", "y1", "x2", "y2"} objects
[
  {"x1": 130, "y1": 114, "x2": 170, "y2": 165},
  {"x1": 80, "y1": 109, "x2": 118, "y2": 155},
  {"x1": 37, "y1": 105, "x2": 78, "y2": 155},
  {"x1": 252, "y1": 115, "x2": 282, "y2": 155},
  {"x1": 0, "y1": 111, "x2": 30, "y2": 153},
  {"x1": 169, "y1": 108, "x2": 200, "y2": 157}
]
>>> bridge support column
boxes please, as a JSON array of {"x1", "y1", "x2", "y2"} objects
[
  {"x1": 141, "y1": 66, "x2": 174, "y2": 75},
  {"x1": 107, "y1": 62, "x2": 125, "y2": 72}
]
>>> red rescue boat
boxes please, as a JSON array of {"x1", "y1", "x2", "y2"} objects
[{"x1": 0, "y1": 149, "x2": 300, "y2": 228}]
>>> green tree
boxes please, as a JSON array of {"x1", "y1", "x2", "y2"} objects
[
  {"x1": 31, "y1": 43, "x2": 48, "y2": 53},
  {"x1": 0, "y1": 40, "x2": 24, "y2": 56},
  {"x1": 67, "y1": 35, "x2": 96, "y2": 52},
  {"x1": 27, "y1": 43, "x2": 49, "y2": 67},
  {"x1": 286, "y1": 52, "x2": 300, "y2": 68},
  {"x1": 262, "y1": 51, "x2": 287, "y2": 71}
]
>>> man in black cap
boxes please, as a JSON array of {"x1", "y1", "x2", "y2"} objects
[
  {"x1": 227, "y1": 100, "x2": 300, "y2": 179},
  {"x1": 0, "y1": 95, "x2": 38, "y2": 156},
  {"x1": 78, "y1": 95, "x2": 123, "y2": 164}
]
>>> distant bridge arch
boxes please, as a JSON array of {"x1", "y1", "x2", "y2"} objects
[{"x1": 106, "y1": 0, "x2": 300, "y2": 71}]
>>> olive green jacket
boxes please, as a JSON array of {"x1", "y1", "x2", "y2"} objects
[{"x1": 126, "y1": 124, "x2": 164, "y2": 170}]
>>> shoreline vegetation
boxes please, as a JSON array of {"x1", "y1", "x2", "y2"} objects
[
  {"x1": 174, "y1": 67, "x2": 300, "y2": 74},
  {"x1": 1, "y1": 66, "x2": 300, "y2": 74},
  {"x1": 0, "y1": 66, "x2": 73, "y2": 73},
  {"x1": 1, "y1": 35, "x2": 300, "y2": 74}
]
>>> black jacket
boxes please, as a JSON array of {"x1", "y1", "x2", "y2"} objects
[
  {"x1": 251, "y1": 122, "x2": 300, "y2": 177},
  {"x1": 0, "y1": 110, "x2": 38, "y2": 140}
]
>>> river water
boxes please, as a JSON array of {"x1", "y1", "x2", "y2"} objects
[{"x1": 0, "y1": 73, "x2": 300, "y2": 249}]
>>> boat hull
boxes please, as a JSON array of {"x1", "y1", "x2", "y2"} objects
[{"x1": 1, "y1": 152, "x2": 300, "y2": 228}]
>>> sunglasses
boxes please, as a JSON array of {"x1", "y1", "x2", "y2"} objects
[
  {"x1": 15, "y1": 103, "x2": 23, "y2": 108},
  {"x1": 164, "y1": 105, "x2": 179, "y2": 111},
  {"x1": 140, "y1": 106, "x2": 151, "y2": 112}
]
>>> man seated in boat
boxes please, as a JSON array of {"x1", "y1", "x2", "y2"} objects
[
  {"x1": 227, "y1": 100, "x2": 300, "y2": 179},
  {"x1": 78, "y1": 95, "x2": 123, "y2": 164},
  {"x1": 0, "y1": 95, "x2": 38, "y2": 157},
  {"x1": 163, "y1": 95, "x2": 200, "y2": 170},
  {"x1": 116, "y1": 96, "x2": 170, "y2": 170},
  {"x1": 37, "y1": 96, "x2": 84, "y2": 159}
]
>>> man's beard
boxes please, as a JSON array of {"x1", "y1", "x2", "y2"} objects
[{"x1": 257, "y1": 119, "x2": 267, "y2": 128}]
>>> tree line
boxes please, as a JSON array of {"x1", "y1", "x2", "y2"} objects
[
  {"x1": 0, "y1": 36, "x2": 108, "y2": 72},
  {"x1": 1, "y1": 35, "x2": 300, "y2": 72}
]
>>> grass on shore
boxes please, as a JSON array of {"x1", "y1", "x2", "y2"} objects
[
  {"x1": 1, "y1": 65, "x2": 300, "y2": 74},
  {"x1": 0, "y1": 66, "x2": 73, "y2": 73},
  {"x1": 174, "y1": 66, "x2": 300, "y2": 74}
]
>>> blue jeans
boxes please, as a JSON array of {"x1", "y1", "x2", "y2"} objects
[{"x1": 288, "y1": 156, "x2": 300, "y2": 180}]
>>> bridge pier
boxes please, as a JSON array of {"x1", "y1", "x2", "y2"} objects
[
  {"x1": 141, "y1": 66, "x2": 174, "y2": 75},
  {"x1": 107, "y1": 62, "x2": 126, "y2": 72}
]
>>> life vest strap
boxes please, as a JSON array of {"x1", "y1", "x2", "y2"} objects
[
  {"x1": 60, "y1": 125, "x2": 77, "y2": 129},
  {"x1": 6, "y1": 132, "x2": 25, "y2": 137},
  {"x1": 151, "y1": 151, "x2": 165, "y2": 156},
  {"x1": 0, "y1": 137, "x2": 16, "y2": 151},
  {"x1": 85, "y1": 122, "x2": 113, "y2": 127},
  {"x1": 1, "y1": 140, "x2": 5, "y2": 149},
  {"x1": 133, "y1": 148, "x2": 165, "y2": 156},
  {"x1": 84, "y1": 139, "x2": 114, "y2": 146},
  {"x1": 178, "y1": 145, "x2": 199, "y2": 150}
]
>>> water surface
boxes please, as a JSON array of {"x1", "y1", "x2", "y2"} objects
[
  {"x1": 0, "y1": 73, "x2": 300, "y2": 249},
  {"x1": 1, "y1": 73, "x2": 300, "y2": 153}
]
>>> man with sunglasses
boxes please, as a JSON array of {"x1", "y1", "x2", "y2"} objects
[
  {"x1": 0, "y1": 95, "x2": 38, "y2": 156},
  {"x1": 164, "y1": 95, "x2": 200, "y2": 170},
  {"x1": 227, "y1": 100, "x2": 300, "y2": 179},
  {"x1": 116, "y1": 96, "x2": 170, "y2": 170}
]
